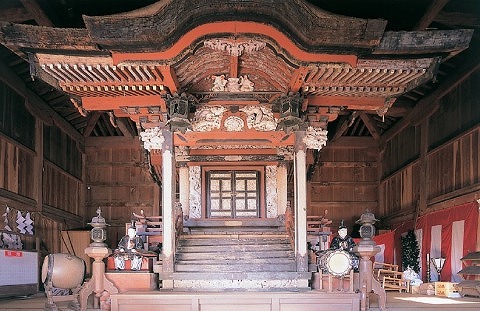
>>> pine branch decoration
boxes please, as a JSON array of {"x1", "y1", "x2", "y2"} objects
[{"x1": 401, "y1": 229, "x2": 420, "y2": 273}]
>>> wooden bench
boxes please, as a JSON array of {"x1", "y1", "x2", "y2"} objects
[
  {"x1": 380, "y1": 270, "x2": 410, "y2": 292},
  {"x1": 373, "y1": 262, "x2": 398, "y2": 281}
]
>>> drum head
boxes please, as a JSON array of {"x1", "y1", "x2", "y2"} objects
[
  {"x1": 326, "y1": 250, "x2": 352, "y2": 277},
  {"x1": 41, "y1": 255, "x2": 51, "y2": 283}
]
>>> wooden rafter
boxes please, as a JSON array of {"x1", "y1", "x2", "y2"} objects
[
  {"x1": 413, "y1": 0, "x2": 450, "y2": 30},
  {"x1": 381, "y1": 47, "x2": 480, "y2": 144},
  {"x1": 20, "y1": 0, "x2": 53, "y2": 27},
  {"x1": 83, "y1": 112, "x2": 102, "y2": 137},
  {"x1": 359, "y1": 112, "x2": 380, "y2": 140}
]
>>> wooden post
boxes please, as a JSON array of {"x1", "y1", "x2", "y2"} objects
[
  {"x1": 277, "y1": 162, "x2": 288, "y2": 216},
  {"x1": 178, "y1": 164, "x2": 190, "y2": 218},
  {"x1": 294, "y1": 132, "x2": 308, "y2": 272},
  {"x1": 161, "y1": 129, "x2": 176, "y2": 288}
]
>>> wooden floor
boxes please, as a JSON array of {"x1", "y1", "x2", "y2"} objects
[{"x1": 0, "y1": 291, "x2": 479, "y2": 311}]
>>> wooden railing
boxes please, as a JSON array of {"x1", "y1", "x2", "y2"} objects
[
  {"x1": 174, "y1": 202, "x2": 184, "y2": 247},
  {"x1": 285, "y1": 202, "x2": 295, "y2": 249}
]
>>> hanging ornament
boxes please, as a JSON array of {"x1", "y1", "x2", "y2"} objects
[
  {"x1": 25, "y1": 212, "x2": 34, "y2": 235},
  {"x1": 16, "y1": 211, "x2": 26, "y2": 234}
]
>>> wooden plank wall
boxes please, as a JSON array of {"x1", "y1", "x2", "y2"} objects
[
  {"x1": 0, "y1": 136, "x2": 36, "y2": 199},
  {"x1": 308, "y1": 139, "x2": 379, "y2": 230},
  {"x1": 380, "y1": 71, "x2": 480, "y2": 225},
  {"x1": 85, "y1": 137, "x2": 161, "y2": 248},
  {"x1": 43, "y1": 161, "x2": 83, "y2": 217},
  {"x1": 0, "y1": 132, "x2": 80, "y2": 255},
  {"x1": 0, "y1": 75, "x2": 85, "y2": 260}
]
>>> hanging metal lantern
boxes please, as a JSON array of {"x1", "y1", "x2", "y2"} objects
[
  {"x1": 165, "y1": 92, "x2": 194, "y2": 133},
  {"x1": 275, "y1": 92, "x2": 307, "y2": 133}
]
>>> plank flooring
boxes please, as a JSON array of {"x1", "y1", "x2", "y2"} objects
[{"x1": 0, "y1": 291, "x2": 478, "y2": 311}]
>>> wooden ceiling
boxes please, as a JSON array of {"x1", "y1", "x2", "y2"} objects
[{"x1": 0, "y1": 0, "x2": 479, "y2": 144}]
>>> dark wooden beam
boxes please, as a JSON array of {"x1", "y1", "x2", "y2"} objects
[
  {"x1": 413, "y1": 0, "x2": 450, "y2": 30},
  {"x1": 318, "y1": 161, "x2": 378, "y2": 168},
  {"x1": 83, "y1": 112, "x2": 101, "y2": 137},
  {"x1": 331, "y1": 116, "x2": 350, "y2": 142},
  {"x1": 0, "y1": 57, "x2": 83, "y2": 142},
  {"x1": 359, "y1": 112, "x2": 380, "y2": 140},
  {"x1": 20, "y1": 0, "x2": 53, "y2": 27},
  {"x1": 381, "y1": 47, "x2": 480, "y2": 144},
  {"x1": 116, "y1": 118, "x2": 135, "y2": 138},
  {"x1": 0, "y1": 7, "x2": 31, "y2": 22},
  {"x1": 325, "y1": 136, "x2": 377, "y2": 149}
]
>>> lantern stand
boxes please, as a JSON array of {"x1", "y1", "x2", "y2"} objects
[
  {"x1": 353, "y1": 210, "x2": 387, "y2": 311},
  {"x1": 431, "y1": 257, "x2": 446, "y2": 282},
  {"x1": 79, "y1": 208, "x2": 119, "y2": 311},
  {"x1": 426, "y1": 253, "x2": 431, "y2": 283}
]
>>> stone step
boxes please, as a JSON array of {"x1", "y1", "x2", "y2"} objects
[
  {"x1": 178, "y1": 237, "x2": 291, "y2": 246},
  {"x1": 176, "y1": 257, "x2": 294, "y2": 265},
  {"x1": 176, "y1": 250, "x2": 294, "y2": 260},
  {"x1": 156, "y1": 272, "x2": 312, "y2": 291},
  {"x1": 175, "y1": 262, "x2": 296, "y2": 272},
  {"x1": 177, "y1": 243, "x2": 292, "y2": 253}
]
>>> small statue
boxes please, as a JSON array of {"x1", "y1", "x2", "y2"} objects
[
  {"x1": 330, "y1": 220, "x2": 356, "y2": 252},
  {"x1": 330, "y1": 220, "x2": 359, "y2": 271},
  {"x1": 113, "y1": 222, "x2": 144, "y2": 270}
]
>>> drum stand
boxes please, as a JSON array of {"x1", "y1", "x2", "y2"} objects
[
  {"x1": 44, "y1": 282, "x2": 82, "y2": 311},
  {"x1": 317, "y1": 269, "x2": 354, "y2": 292}
]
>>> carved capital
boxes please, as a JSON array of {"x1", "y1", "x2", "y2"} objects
[
  {"x1": 303, "y1": 126, "x2": 328, "y2": 150},
  {"x1": 140, "y1": 126, "x2": 164, "y2": 151}
]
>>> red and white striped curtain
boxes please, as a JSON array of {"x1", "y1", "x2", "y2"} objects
[{"x1": 394, "y1": 201, "x2": 478, "y2": 282}]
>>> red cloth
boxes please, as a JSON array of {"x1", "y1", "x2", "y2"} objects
[{"x1": 393, "y1": 201, "x2": 478, "y2": 281}]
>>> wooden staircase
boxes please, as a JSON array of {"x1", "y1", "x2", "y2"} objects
[{"x1": 155, "y1": 222, "x2": 312, "y2": 291}]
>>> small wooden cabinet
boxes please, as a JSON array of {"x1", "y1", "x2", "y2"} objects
[{"x1": 457, "y1": 251, "x2": 480, "y2": 297}]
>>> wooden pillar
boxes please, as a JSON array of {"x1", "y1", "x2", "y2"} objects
[
  {"x1": 161, "y1": 129, "x2": 176, "y2": 286},
  {"x1": 294, "y1": 132, "x2": 308, "y2": 272},
  {"x1": 277, "y1": 162, "x2": 288, "y2": 216},
  {"x1": 178, "y1": 164, "x2": 190, "y2": 217},
  {"x1": 34, "y1": 118, "x2": 43, "y2": 252},
  {"x1": 417, "y1": 120, "x2": 429, "y2": 221},
  {"x1": 477, "y1": 199, "x2": 480, "y2": 251}
]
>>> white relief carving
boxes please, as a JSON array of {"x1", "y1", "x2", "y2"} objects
[
  {"x1": 191, "y1": 106, "x2": 227, "y2": 132},
  {"x1": 189, "y1": 166, "x2": 202, "y2": 219},
  {"x1": 224, "y1": 116, "x2": 244, "y2": 132},
  {"x1": 266, "y1": 166, "x2": 278, "y2": 218},
  {"x1": 211, "y1": 75, "x2": 228, "y2": 92},
  {"x1": 197, "y1": 144, "x2": 272, "y2": 150},
  {"x1": 303, "y1": 126, "x2": 328, "y2": 150},
  {"x1": 204, "y1": 39, "x2": 266, "y2": 57},
  {"x1": 277, "y1": 146, "x2": 294, "y2": 160},
  {"x1": 139, "y1": 127, "x2": 164, "y2": 151},
  {"x1": 175, "y1": 146, "x2": 189, "y2": 161},
  {"x1": 240, "y1": 106, "x2": 277, "y2": 131},
  {"x1": 226, "y1": 77, "x2": 242, "y2": 92},
  {"x1": 239, "y1": 75, "x2": 254, "y2": 92},
  {"x1": 211, "y1": 75, "x2": 255, "y2": 93}
]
